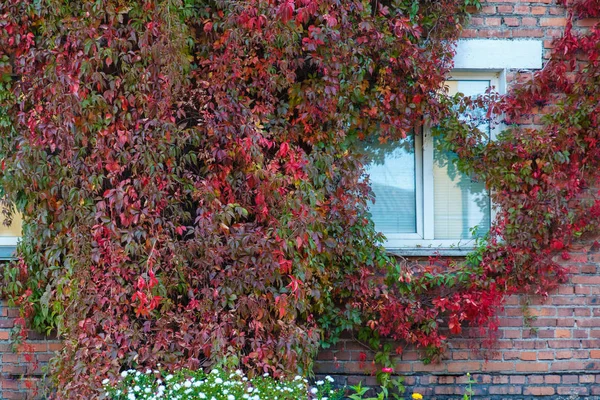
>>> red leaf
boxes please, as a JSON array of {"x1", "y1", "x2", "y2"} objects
[{"x1": 277, "y1": 0, "x2": 295, "y2": 23}]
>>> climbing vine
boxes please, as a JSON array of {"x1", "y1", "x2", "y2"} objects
[{"x1": 1, "y1": 0, "x2": 599, "y2": 398}]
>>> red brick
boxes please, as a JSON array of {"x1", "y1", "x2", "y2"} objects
[
  {"x1": 583, "y1": 340, "x2": 600, "y2": 348},
  {"x1": 502, "y1": 329, "x2": 521, "y2": 339},
  {"x1": 550, "y1": 361, "x2": 585, "y2": 371},
  {"x1": 577, "y1": 318, "x2": 600, "y2": 327},
  {"x1": 558, "y1": 386, "x2": 589, "y2": 395},
  {"x1": 447, "y1": 362, "x2": 480, "y2": 373},
  {"x1": 482, "y1": 362, "x2": 515, "y2": 372},
  {"x1": 524, "y1": 387, "x2": 555, "y2": 396},
  {"x1": 434, "y1": 386, "x2": 462, "y2": 395},
  {"x1": 576, "y1": 18, "x2": 600, "y2": 28},
  {"x1": 544, "y1": 375, "x2": 561, "y2": 384},
  {"x1": 497, "y1": 5, "x2": 513, "y2": 13},
  {"x1": 520, "y1": 352, "x2": 537, "y2": 361},
  {"x1": 554, "y1": 329, "x2": 572, "y2": 338},
  {"x1": 451, "y1": 351, "x2": 469, "y2": 360},
  {"x1": 3, "y1": 365, "x2": 27, "y2": 375},
  {"x1": 580, "y1": 374, "x2": 596, "y2": 383},
  {"x1": 515, "y1": 362, "x2": 548, "y2": 372},
  {"x1": 528, "y1": 375, "x2": 544, "y2": 384},
  {"x1": 514, "y1": 6, "x2": 530, "y2": 14},
  {"x1": 555, "y1": 350, "x2": 573, "y2": 359},
  {"x1": 3, "y1": 392, "x2": 28, "y2": 400},
  {"x1": 413, "y1": 362, "x2": 447, "y2": 373},
  {"x1": 522, "y1": 17, "x2": 538, "y2": 26},
  {"x1": 485, "y1": 18, "x2": 502, "y2": 26},
  {"x1": 562, "y1": 375, "x2": 579, "y2": 384},
  {"x1": 513, "y1": 29, "x2": 544, "y2": 37},
  {"x1": 478, "y1": 5, "x2": 494, "y2": 13},
  {"x1": 572, "y1": 276, "x2": 600, "y2": 284}
]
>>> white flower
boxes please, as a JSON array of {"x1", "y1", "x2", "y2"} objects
[
  {"x1": 263, "y1": 372, "x2": 269, "y2": 377},
  {"x1": 215, "y1": 377, "x2": 223, "y2": 384},
  {"x1": 165, "y1": 374, "x2": 173, "y2": 381},
  {"x1": 211, "y1": 369, "x2": 219, "y2": 374},
  {"x1": 310, "y1": 387, "x2": 318, "y2": 394},
  {"x1": 227, "y1": 396, "x2": 235, "y2": 400},
  {"x1": 102, "y1": 378, "x2": 110, "y2": 385},
  {"x1": 235, "y1": 369, "x2": 243, "y2": 376},
  {"x1": 184, "y1": 380, "x2": 192, "y2": 388},
  {"x1": 134, "y1": 385, "x2": 141, "y2": 392},
  {"x1": 121, "y1": 371, "x2": 128, "y2": 378},
  {"x1": 316, "y1": 380, "x2": 324, "y2": 386},
  {"x1": 127, "y1": 394, "x2": 136, "y2": 400},
  {"x1": 198, "y1": 394, "x2": 206, "y2": 399},
  {"x1": 325, "y1": 376, "x2": 334, "y2": 383}
]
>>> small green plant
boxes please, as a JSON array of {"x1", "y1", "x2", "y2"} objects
[
  {"x1": 463, "y1": 372, "x2": 476, "y2": 400},
  {"x1": 103, "y1": 367, "x2": 343, "y2": 400},
  {"x1": 347, "y1": 369, "x2": 405, "y2": 400}
]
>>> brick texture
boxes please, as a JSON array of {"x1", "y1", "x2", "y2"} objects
[{"x1": 315, "y1": 231, "x2": 600, "y2": 398}]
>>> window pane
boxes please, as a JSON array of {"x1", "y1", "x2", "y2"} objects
[
  {"x1": 434, "y1": 80, "x2": 491, "y2": 240},
  {"x1": 367, "y1": 138, "x2": 417, "y2": 234}
]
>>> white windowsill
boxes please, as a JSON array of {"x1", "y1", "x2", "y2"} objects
[{"x1": 386, "y1": 247, "x2": 474, "y2": 257}]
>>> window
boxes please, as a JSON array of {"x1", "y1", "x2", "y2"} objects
[
  {"x1": 0, "y1": 210, "x2": 21, "y2": 259},
  {"x1": 367, "y1": 71, "x2": 501, "y2": 253}
]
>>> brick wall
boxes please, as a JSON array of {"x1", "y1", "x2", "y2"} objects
[
  {"x1": 313, "y1": 1, "x2": 600, "y2": 398},
  {"x1": 315, "y1": 241, "x2": 600, "y2": 398},
  {"x1": 0, "y1": 303, "x2": 61, "y2": 399}
]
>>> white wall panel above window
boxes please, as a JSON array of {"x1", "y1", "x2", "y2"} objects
[{"x1": 453, "y1": 39, "x2": 543, "y2": 70}]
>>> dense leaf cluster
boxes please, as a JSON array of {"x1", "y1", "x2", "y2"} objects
[
  {"x1": 0, "y1": 0, "x2": 477, "y2": 397},
  {"x1": 5, "y1": 0, "x2": 598, "y2": 398}
]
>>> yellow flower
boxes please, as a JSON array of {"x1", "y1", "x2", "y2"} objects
[{"x1": 412, "y1": 394, "x2": 423, "y2": 400}]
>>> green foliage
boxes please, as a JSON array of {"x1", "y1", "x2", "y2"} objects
[{"x1": 346, "y1": 374, "x2": 406, "y2": 400}]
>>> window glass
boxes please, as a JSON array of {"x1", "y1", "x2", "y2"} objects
[
  {"x1": 433, "y1": 80, "x2": 491, "y2": 239},
  {"x1": 366, "y1": 138, "x2": 417, "y2": 234}
]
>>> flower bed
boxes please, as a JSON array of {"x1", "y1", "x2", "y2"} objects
[{"x1": 103, "y1": 367, "x2": 343, "y2": 400}]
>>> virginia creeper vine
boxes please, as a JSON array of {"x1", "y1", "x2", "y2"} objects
[{"x1": 1, "y1": 0, "x2": 599, "y2": 398}]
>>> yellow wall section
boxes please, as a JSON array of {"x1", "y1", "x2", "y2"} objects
[{"x1": 0, "y1": 212, "x2": 22, "y2": 237}]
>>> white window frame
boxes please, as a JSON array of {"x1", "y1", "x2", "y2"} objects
[
  {"x1": 0, "y1": 234, "x2": 19, "y2": 260},
  {"x1": 383, "y1": 70, "x2": 504, "y2": 255}
]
